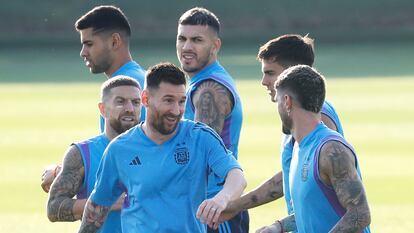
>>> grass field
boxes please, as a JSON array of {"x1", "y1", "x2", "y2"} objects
[{"x1": 1, "y1": 44, "x2": 414, "y2": 232}]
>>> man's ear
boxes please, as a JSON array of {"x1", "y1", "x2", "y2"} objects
[
  {"x1": 98, "y1": 102, "x2": 105, "y2": 117},
  {"x1": 212, "y1": 37, "x2": 221, "y2": 55},
  {"x1": 111, "y1": 32, "x2": 122, "y2": 50},
  {"x1": 141, "y1": 90, "x2": 149, "y2": 107},
  {"x1": 284, "y1": 94, "x2": 293, "y2": 112}
]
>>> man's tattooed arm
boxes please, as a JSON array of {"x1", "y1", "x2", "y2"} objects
[
  {"x1": 231, "y1": 171, "x2": 283, "y2": 210},
  {"x1": 78, "y1": 201, "x2": 110, "y2": 233},
  {"x1": 47, "y1": 145, "x2": 86, "y2": 222},
  {"x1": 193, "y1": 80, "x2": 234, "y2": 134},
  {"x1": 319, "y1": 141, "x2": 371, "y2": 233},
  {"x1": 219, "y1": 172, "x2": 283, "y2": 222}
]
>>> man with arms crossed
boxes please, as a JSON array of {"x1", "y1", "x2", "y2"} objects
[
  {"x1": 176, "y1": 7, "x2": 249, "y2": 233},
  {"x1": 220, "y1": 35, "x2": 344, "y2": 226},
  {"x1": 47, "y1": 76, "x2": 141, "y2": 233},
  {"x1": 256, "y1": 65, "x2": 370, "y2": 232},
  {"x1": 41, "y1": 5, "x2": 146, "y2": 192},
  {"x1": 78, "y1": 63, "x2": 246, "y2": 233}
]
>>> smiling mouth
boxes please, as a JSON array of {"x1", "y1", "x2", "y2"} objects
[
  {"x1": 121, "y1": 116, "x2": 135, "y2": 123},
  {"x1": 166, "y1": 115, "x2": 177, "y2": 123}
]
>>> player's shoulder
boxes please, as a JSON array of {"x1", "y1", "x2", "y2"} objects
[
  {"x1": 116, "y1": 61, "x2": 145, "y2": 82},
  {"x1": 318, "y1": 138, "x2": 357, "y2": 176},
  {"x1": 187, "y1": 120, "x2": 222, "y2": 140},
  {"x1": 318, "y1": 131, "x2": 355, "y2": 161},
  {"x1": 72, "y1": 134, "x2": 109, "y2": 155}
]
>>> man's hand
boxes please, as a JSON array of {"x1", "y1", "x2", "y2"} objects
[
  {"x1": 217, "y1": 200, "x2": 241, "y2": 223},
  {"x1": 196, "y1": 194, "x2": 229, "y2": 230},
  {"x1": 256, "y1": 222, "x2": 281, "y2": 233},
  {"x1": 110, "y1": 193, "x2": 126, "y2": 211},
  {"x1": 41, "y1": 164, "x2": 61, "y2": 193}
]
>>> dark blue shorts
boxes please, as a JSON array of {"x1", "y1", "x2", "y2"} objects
[{"x1": 207, "y1": 210, "x2": 249, "y2": 233}]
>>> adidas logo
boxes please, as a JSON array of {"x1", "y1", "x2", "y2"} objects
[{"x1": 129, "y1": 156, "x2": 141, "y2": 165}]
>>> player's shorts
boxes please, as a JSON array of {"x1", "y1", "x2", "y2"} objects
[{"x1": 207, "y1": 210, "x2": 249, "y2": 233}]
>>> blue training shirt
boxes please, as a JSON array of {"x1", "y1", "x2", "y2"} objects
[
  {"x1": 282, "y1": 100, "x2": 344, "y2": 215},
  {"x1": 184, "y1": 61, "x2": 243, "y2": 198},
  {"x1": 99, "y1": 60, "x2": 146, "y2": 132},
  {"x1": 90, "y1": 119, "x2": 241, "y2": 233},
  {"x1": 288, "y1": 123, "x2": 370, "y2": 233},
  {"x1": 73, "y1": 134, "x2": 121, "y2": 233}
]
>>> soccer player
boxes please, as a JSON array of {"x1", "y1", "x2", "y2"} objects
[
  {"x1": 78, "y1": 63, "x2": 246, "y2": 233},
  {"x1": 46, "y1": 76, "x2": 141, "y2": 233},
  {"x1": 256, "y1": 65, "x2": 371, "y2": 232},
  {"x1": 176, "y1": 7, "x2": 249, "y2": 233},
  {"x1": 75, "y1": 5, "x2": 146, "y2": 128},
  {"x1": 219, "y1": 35, "x2": 344, "y2": 225},
  {"x1": 41, "y1": 5, "x2": 146, "y2": 192}
]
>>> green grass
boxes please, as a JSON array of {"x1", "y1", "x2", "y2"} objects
[{"x1": 1, "y1": 77, "x2": 414, "y2": 232}]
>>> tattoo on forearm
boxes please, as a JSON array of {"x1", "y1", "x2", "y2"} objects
[
  {"x1": 194, "y1": 80, "x2": 233, "y2": 134},
  {"x1": 56, "y1": 198, "x2": 78, "y2": 221},
  {"x1": 325, "y1": 142, "x2": 371, "y2": 232},
  {"x1": 268, "y1": 174, "x2": 284, "y2": 199},
  {"x1": 242, "y1": 173, "x2": 284, "y2": 210},
  {"x1": 248, "y1": 195, "x2": 258, "y2": 205},
  {"x1": 79, "y1": 201, "x2": 110, "y2": 233},
  {"x1": 47, "y1": 146, "x2": 84, "y2": 221}
]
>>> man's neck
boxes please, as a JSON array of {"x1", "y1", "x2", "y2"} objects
[
  {"x1": 104, "y1": 53, "x2": 133, "y2": 78},
  {"x1": 141, "y1": 122, "x2": 177, "y2": 145},
  {"x1": 187, "y1": 58, "x2": 217, "y2": 79},
  {"x1": 290, "y1": 110, "x2": 321, "y2": 144},
  {"x1": 105, "y1": 127, "x2": 119, "y2": 141}
]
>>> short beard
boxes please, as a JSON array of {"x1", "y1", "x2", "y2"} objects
[
  {"x1": 151, "y1": 114, "x2": 181, "y2": 135},
  {"x1": 109, "y1": 118, "x2": 135, "y2": 135},
  {"x1": 90, "y1": 47, "x2": 112, "y2": 74},
  {"x1": 181, "y1": 54, "x2": 211, "y2": 75},
  {"x1": 282, "y1": 125, "x2": 291, "y2": 134},
  {"x1": 91, "y1": 60, "x2": 111, "y2": 74}
]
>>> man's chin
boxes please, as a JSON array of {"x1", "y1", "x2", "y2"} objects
[
  {"x1": 182, "y1": 65, "x2": 200, "y2": 74},
  {"x1": 122, "y1": 122, "x2": 137, "y2": 131},
  {"x1": 282, "y1": 126, "x2": 291, "y2": 134},
  {"x1": 161, "y1": 123, "x2": 179, "y2": 135},
  {"x1": 90, "y1": 69, "x2": 100, "y2": 74}
]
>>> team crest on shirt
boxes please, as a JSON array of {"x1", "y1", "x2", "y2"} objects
[{"x1": 174, "y1": 143, "x2": 189, "y2": 165}]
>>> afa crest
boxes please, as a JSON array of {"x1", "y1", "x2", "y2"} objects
[{"x1": 174, "y1": 143, "x2": 189, "y2": 165}]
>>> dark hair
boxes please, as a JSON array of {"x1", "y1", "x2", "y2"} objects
[
  {"x1": 179, "y1": 7, "x2": 220, "y2": 35},
  {"x1": 275, "y1": 65, "x2": 325, "y2": 113},
  {"x1": 101, "y1": 75, "x2": 140, "y2": 100},
  {"x1": 145, "y1": 63, "x2": 186, "y2": 90},
  {"x1": 258, "y1": 34, "x2": 314, "y2": 68},
  {"x1": 75, "y1": 5, "x2": 131, "y2": 37}
]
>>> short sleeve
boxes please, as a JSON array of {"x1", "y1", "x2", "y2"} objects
[
  {"x1": 203, "y1": 127, "x2": 241, "y2": 178},
  {"x1": 90, "y1": 145, "x2": 123, "y2": 207}
]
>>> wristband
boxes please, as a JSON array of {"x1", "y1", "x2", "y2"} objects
[{"x1": 276, "y1": 220, "x2": 284, "y2": 233}]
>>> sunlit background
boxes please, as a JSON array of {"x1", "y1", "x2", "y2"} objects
[{"x1": 1, "y1": 1, "x2": 413, "y2": 232}]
